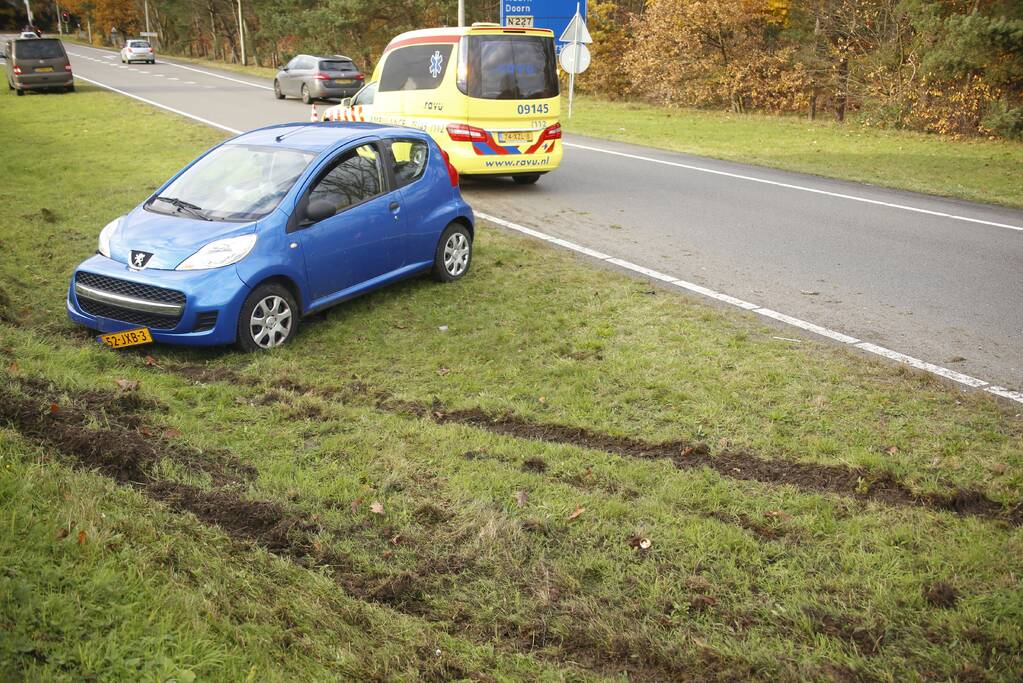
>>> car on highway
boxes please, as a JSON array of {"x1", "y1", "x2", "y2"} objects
[
  {"x1": 19, "y1": 31, "x2": 40, "y2": 39},
  {"x1": 4, "y1": 37, "x2": 73, "y2": 95},
  {"x1": 321, "y1": 23, "x2": 562, "y2": 185},
  {"x1": 273, "y1": 54, "x2": 364, "y2": 104},
  {"x1": 120, "y1": 39, "x2": 155, "y2": 64},
  {"x1": 67, "y1": 122, "x2": 474, "y2": 351}
]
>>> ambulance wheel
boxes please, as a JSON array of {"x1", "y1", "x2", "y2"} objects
[{"x1": 512, "y1": 174, "x2": 541, "y2": 185}]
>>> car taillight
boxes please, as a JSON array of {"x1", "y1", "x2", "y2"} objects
[
  {"x1": 313, "y1": 72, "x2": 331, "y2": 81},
  {"x1": 12, "y1": 66, "x2": 22, "y2": 74},
  {"x1": 64, "y1": 64, "x2": 72, "y2": 71},
  {"x1": 440, "y1": 148, "x2": 459, "y2": 187},
  {"x1": 544, "y1": 123, "x2": 562, "y2": 140},
  {"x1": 446, "y1": 123, "x2": 487, "y2": 143},
  {"x1": 354, "y1": 73, "x2": 365, "y2": 81}
]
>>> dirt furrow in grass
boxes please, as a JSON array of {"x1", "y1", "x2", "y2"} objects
[
  {"x1": 0, "y1": 376, "x2": 695, "y2": 680},
  {"x1": 173, "y1": 363, "x2": 1022, "y2": 526}
]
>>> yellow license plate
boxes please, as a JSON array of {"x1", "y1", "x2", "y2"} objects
[
  {"x1": 98, "y1": 327, "x2": 153, "y2": 348},
  {"x1": 36, "y1": 67, "x2": 54, "y2": 73},
  {"x1": 335, "y1": 79, "x2": 354, "y2": 85},
  {"x1": 500, "y1": 131, "x2": 533, "y2": 142}
]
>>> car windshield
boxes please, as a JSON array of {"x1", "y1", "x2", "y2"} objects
[
  {"x1": 16, "y1": 39, "x2": 63, "y2": 59},
  {"x1": 129, "y1": 41, "x2": 151, "y2": 48},
  {"x1": 459, "y1": 35, "x2": 559, "y2": 100},
  {"x1": 147, "y1": 144, "x2": 315, "y2": 222}
]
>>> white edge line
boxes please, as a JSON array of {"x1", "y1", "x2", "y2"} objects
[
  {"x1": 73, "y1": 74, "x2": 242, "y2": 135},
  {"x1": 564, "y1": 142, "x2": 1023, "y2": 233},
  {"x1": 475, "y1": 211, "x2": 1021, "y2": 404},
  {"x1": 55, "y1": 87, "x2": 1019, "y2": 405},
  {"x1": 156, "y1": 59, "x2": 274, "y2": 90}
]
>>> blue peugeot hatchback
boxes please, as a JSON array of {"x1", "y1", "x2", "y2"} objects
[{"x1": 67, "y1": 122, "x2": 474, "y2": 351}]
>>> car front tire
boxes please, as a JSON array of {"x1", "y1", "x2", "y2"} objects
[
  {"x1": 237, "y1": 283, "x2": 299, "y2": 352},
  {"x1": 432, "y1": 222, "x2": 473, "y2": 282},
  {"x1": 274, "y1": 80, "x2": 285, "y2": 99}
]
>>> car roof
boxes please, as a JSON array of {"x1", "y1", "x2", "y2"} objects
[
  {"x1": 382, "y1": 25, "x2": 554, "y2": 54},
  {"x1": 229, "y1": 123, "x2": 427, "y2": 153}
]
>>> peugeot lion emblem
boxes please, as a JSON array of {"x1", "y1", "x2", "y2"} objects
[{"x1": 130, "y1": 250, "x2": 153, "y2": 270}]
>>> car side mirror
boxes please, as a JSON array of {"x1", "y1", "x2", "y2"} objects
[
  {"x1": 340, "y1": 97, "x2": 352, "y2": 108},
  {"x1": 304, "y1": 199, "x2": 335, "y2": 224},
  {"x1": 281, "y1": 66, "x2": 289, "y2": 72}
]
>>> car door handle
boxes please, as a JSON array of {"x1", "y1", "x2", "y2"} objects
[{"x1": 389, "y1": 201, "x2": 400, "y2": 211}]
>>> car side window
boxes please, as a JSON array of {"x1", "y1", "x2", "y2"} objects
[
  {"x1": 388, "y1": 140, "x2": 429, "y2": 189},
  {"x1": 353, "y1": 82, "x2": 377, "y2": 106},
  {"x1": 308, "y1": 144, "x2": 384, "y2": 217}
]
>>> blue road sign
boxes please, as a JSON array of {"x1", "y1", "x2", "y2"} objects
[{"x1": 500, "y1": 0, "x2": 587, "y2": 54}]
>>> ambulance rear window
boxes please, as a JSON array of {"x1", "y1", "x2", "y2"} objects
[
  {"x1": 459, "y1": 34, "x2": 558, "y2": 100},
  {"x1": 379, "y1": 44, "x2": 453, "y2": 92}
]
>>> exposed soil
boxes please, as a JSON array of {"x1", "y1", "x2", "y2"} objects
[
  {"x1": 710, "y1": 511, "x2": 792, "y2": 542},
  {"x1": 421, "y1": 407, "x2": 1022, "y2": 526},
  {"x1": 167, "y1": 363, "x2": 1021, "y2": 526},
  {"x1": 806, "y1": 608, "x2": 886, "y2": 656},
  {"x1": 922, "y1": 581, "x2": 959, "y2": 609}
]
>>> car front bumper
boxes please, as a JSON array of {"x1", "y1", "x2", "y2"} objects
[{"x1": 67, "y1": 254, "x2": 249, "y2": 346}]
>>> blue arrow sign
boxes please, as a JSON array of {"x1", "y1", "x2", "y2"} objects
[{"x1": 500, "y1": 0, "x2": 587, "y2": 54}]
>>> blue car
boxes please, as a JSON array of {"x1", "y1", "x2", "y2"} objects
[{"x1": 67, "y1": 122, "x2": 474, "y2": 351}]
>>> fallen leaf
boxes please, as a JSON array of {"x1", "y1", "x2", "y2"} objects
[
  {"x1": 49, "y1": 403, "x2": 59, "y2": 414},
  {"x1": 538, "y1": 396, "x2": 546, "y2": 404},
  {"x1": 143, "y1": 355, "x2": 162, "y2": 368},
  {"x1": 690, "y1": 595, "x2": 716, "y2": 611},
  {"x1": 567, "y1": 506, "x2": 586, "y2": 521},
  {"x1": 991, "y1": 463, "x2": 1007, "y2": 475},
  {"x1": 115, "y1": 378, "x2": 139, "y2": 392},
  {"x1": 436, "y1": 367, "x2": 450, "y2": 376},
  {"x1": 162, "y1": 428, "x2": 181, "y2": 439},
  {"x1": 350, "y1": 497, "x2": 363, "y2": 514},
  {"x1": 7, "y1": 362, "x2": 18, "y2": 373},
  {"x1": 438, "y1": 325, "x2": 449, "y2": 332},
  {"x1": 390, "y1": 534, "x2": 401, "y2": 545},
  {"x1": 514, "y1": 490, "x2": 528, "y2": 507},
  {"x1": 680, "y1": 446, "x2": 695, "y2": 457},
  {"x1": 76, "y1": 530, "x2": 87, "y2": 545},
  {"x1": 765, "y1": 510, "x2": 791, "y2": 521},
  {"x1": 370, "y1": 501, "x2": 385, "y2": 515},
  {"x1": 885, "y1": 445, "x2": 900, "y2": 455},
  {"x1": 56, "y1": 528, "x2": 69, "y2": 540}
]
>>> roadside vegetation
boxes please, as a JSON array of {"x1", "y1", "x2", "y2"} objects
[{"x1": 2, "y1": 85, "x2": 1023, "y2": 681}]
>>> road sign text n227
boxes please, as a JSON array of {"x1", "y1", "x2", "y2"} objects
[{"x1": 501, "y1": 0, "x2": 587, "y2": 52}]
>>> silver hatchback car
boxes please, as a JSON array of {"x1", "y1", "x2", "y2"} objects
[{"x1": 273, "y1": 54, "x2": 364, "y2": 104}]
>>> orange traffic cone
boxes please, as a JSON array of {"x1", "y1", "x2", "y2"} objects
[{"x1": 309, "y1": 103, "x2": 318, "y2": 123}]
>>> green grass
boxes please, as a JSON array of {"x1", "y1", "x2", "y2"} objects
[
  {"x1": 564, "y1": 96, "x2": 1023, "y2": 208},
  {"x1": 2, "y1": 84, "x2": 1023, "y2": 681}
]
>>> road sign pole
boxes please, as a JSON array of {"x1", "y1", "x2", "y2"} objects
[
  {"x1": 144, "y1": 0, "x2": 150, "y2": 35},
  {"x1": 55, "y1": 1, "x2": 62, "y2": 34},
  {"x1": 237, "y1": 0, "x2": 246, "y2": 66},
  {"x1": 569, "y1": 2, "x2": 581, "y2": 118},
  {"x1": 24, "y1": 0, "x2": 33, "y2": 25},
  {"x1": 458, "y1": 0, "x2": 465, "y2": 27}
]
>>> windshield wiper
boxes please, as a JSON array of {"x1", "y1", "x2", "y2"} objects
[{"x1": 153, "y1": 195, "x2": 212, "y2": 221}]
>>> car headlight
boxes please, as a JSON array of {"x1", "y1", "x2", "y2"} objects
[
  {"x1": 97, "y1": 217, "x2": 121, "y2": 258},
  {"x1": 177, "y1": 234, "x2": 257, "y2": 271}
]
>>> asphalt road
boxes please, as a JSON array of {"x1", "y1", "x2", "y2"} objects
[{"x1": 16, "y1": 40, "x2": 1023, "y2": 391}]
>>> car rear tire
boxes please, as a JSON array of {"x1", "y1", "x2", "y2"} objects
[
  {"x1": 66, "y1": 85, "x2": 75, "y2": 93},
  {"x1": 512, "y1": 174, "x2": 541, "y2": 185},
  {"x1": 432, "y1": 222, "x2": 473, "y2": 282},
  {"x1": 15, "y1": 88, "x2": 24, "y2": 96},
  {"x1": 301, "y1": 84, "x2": 313, "y2": 104},
  {"x1": 273, "y1": 80, "x2": 285, "y2": 99},
  {"x1": 237, "y1": 283, "x2": 299, "y2": 352}
]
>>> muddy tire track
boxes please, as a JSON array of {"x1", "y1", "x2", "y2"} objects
[{"x1": 171, "y1": 363, "x2": 1022, "y2": 525}]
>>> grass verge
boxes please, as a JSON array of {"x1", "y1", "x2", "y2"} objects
[
  {"x1": 1, "y1": 84, "x2": 1022, "y2": 681},
  {"x1": 564, "y1": 96, "x2": 1023, "y2": 208}
]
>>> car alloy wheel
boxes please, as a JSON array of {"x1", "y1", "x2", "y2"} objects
[
  {"x1": 249, "y1": 294, "x2": 293, "y2": 348},
  {"x1": 301, "y1": 84, "x2": 312, "y2": 104},
  {"x1": 443, "y1": 232, "x2": 470, "y2": 277}
]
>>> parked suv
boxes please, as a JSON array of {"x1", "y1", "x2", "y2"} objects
[
  {"x1": 274, "y1": 54, "x2": 364, "y2": 104},
  {"x1": 4, "y1": 37, "x2": 73, "y2": 95}
]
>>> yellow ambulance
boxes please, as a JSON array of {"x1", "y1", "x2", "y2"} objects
[{"x1": 321, "y1": 24, "x2": 562, "y2": 184}]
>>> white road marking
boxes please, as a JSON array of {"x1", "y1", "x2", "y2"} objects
[
  {"x1": 564, "y1": 142, "x2": 1023, "y2": 233},
  {"x1": 168, "y1": 77, "x2": 179, "y2": 81},
  {"x1": 155, "y1": 59, "x2": 274, "y2": 90},
  {"x1": 65, "y1": 64, "x2": 1021, "y2": 405},
  {"x1": 73, "y1": 74, "x2": 242, "y2": 135},
  {"x1": 475, "y1": 210, "x2": 1022, "y2": 404},
  {"x1": 184, "y1": 81, "x2": 196, "y2": 85}
]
